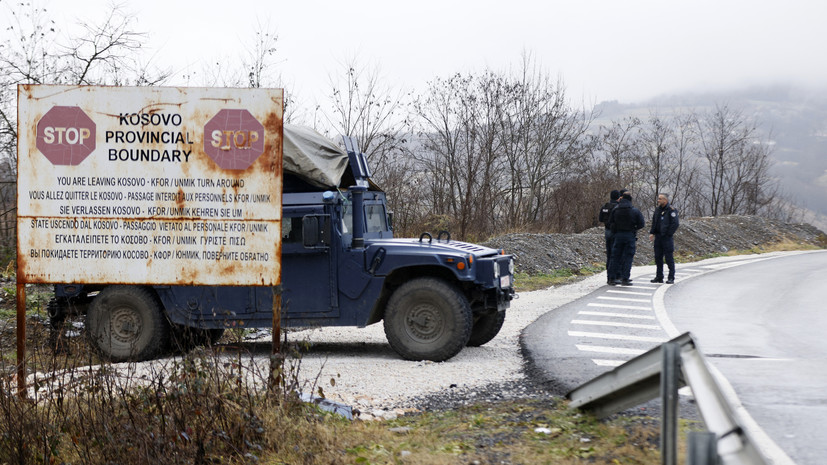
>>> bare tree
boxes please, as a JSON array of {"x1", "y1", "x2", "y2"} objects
[
  {"x1": 597, "y1": 116, "x2": 641, "y2": 187},
  {"x1": 667, "y1": 112, "x2": 701, "y2": 215},
  {"x1": 638, "y1": 113, "x2": 673, "y2": 209},
  {"x1": 498, "y1": 55, "x2": 594, "y2": 231},
  {"x1": 0, "y1": 1, "x2": 170, "y2": 261},
  {"x1": 694, "y1": 105, "x2": 778, "y2": 216},
  {"x1": 321, "y1": 56, "x2": 416, "y2": 234},
  {"x1": 324, "y1": 55, "x2": 409, "y2": 166}
]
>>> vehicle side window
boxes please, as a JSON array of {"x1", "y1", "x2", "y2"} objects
[
  {"x1": 282, "y1": 217, "x2": 303, "y2": 243},
  {"x1": 365, "y1": 204, "x2": 388, "y2": 233},
  {"x1": 341, "y1": 203, "x2": 352, "y2": 234}
]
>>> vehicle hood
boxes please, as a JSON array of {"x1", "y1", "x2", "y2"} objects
[{"x1": 364, "y1": 237, "x2": 504, "y2": 258}]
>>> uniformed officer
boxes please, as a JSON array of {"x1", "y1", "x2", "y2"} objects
[
  {"x1": 608, "y1": 192, "x2": 645, "y2": 286},
  {"x1": 649, "y1": 193, "x2": 680, "y2": 284},
  {"x1": 598, "y1": 190, "x2": 620, "y2": 284}
]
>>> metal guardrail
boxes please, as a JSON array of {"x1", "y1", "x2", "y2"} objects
[{"x1": 567, "y1": 332, "x2": 770, "y2": 465}]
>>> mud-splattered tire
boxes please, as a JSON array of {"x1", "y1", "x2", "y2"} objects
[
  {"x1": 467, "y1": 311, "x2": 506, "y2": 347},
  {"x1": 383, "y1": 277, "x2": 472, "y2": 361},
  {"x1": 87, "y1": 286, "x2": 170, "y2": 362}
]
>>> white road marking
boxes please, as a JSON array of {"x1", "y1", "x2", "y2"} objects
[
  {"x1": 593, "y1": 359, "x2": 625, "y2": 367},
  {"x1": 575, "y1": 344, "x2": 646, "y2": 355},
  {"x1": 578, "y1": 311, "x2": 656, "y2": 320},
  {"x1": 568, "y1": 331, "x2": 667, "y2": 343},
  {"x1": 572, "y1": 319, "x2": 661, "y2": 330},
  {"x1": 587, "y1": 302, "x2": 652, "y2": 310},
  {"x1": 597, "y1": 296, "x2": 650, "y2": 303},
  {"x1": 606, "y1": 290, "x2": 654, "y2": 296}
]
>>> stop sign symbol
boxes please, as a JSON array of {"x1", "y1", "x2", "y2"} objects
[
  {"x1": 204, "y1": 109, "x2": 266, "y2": 170},
  {"x1": 36, "y1": 106, "x2": 96, "y2": 165}
]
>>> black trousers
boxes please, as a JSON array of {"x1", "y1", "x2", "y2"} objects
[
  {"x1": 653, "y1": 236, "x2": 675, "y2": 280},
  {"x1": 604, "y1": 229, "x2": 615, "y2": 279}
]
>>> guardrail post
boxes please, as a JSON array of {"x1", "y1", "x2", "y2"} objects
[
  {"x1": 662, "y1": 342, "x2": 680, "y2": 465},
  {"x1": 687, "y1": 431, "x2": 718, "y2": 465}
]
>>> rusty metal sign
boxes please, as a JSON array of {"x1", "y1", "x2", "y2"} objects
[{"x1": 17, "y1": 85, "x2": 283, "y2": 286}]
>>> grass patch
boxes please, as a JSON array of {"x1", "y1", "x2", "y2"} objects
[
  {"x1": 514, "y1": 265, "x2": 604, "y2": 292},
  {"x1": 675, "y1": 238, "x2": 823, "y2": 263},
  {"x1": 336, "y1": 399, "x2": 663, "y2": 464}
]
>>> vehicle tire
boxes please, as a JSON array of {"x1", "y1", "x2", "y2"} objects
[
  {"x1": 383, "y1": 277, "x2": 472, "y2": 362},
  {"x1": 86, "y1": 286, "x2": 170, "y2": 362},
  {"x1": 466, "y1": 310, "x2": 506, "y2": 347}
]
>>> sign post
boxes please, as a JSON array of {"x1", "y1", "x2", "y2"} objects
[{"x1": 16, "y1": 85, "x2": 283, "y2": 393}]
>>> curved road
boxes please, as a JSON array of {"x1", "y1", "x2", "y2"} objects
[
  {"x1": 524, "y1": 250, "x2": 827, "y2": 465},
  {"x1": 664, "y1": 251, "x2": 827, "y2": 465}
]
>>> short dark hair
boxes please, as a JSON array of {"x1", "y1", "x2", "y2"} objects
[
  {"x1": 621, "y1": 192, "x2": 632, "y2": 201},
  {"x1": 610, "y1": 190, "x2": 620, "y2": 200}
]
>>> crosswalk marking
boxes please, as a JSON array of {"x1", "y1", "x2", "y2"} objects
[
  {"x1": 606, "y1": 290, "x2": 654, "y2": 296},
  {"x1": 597, "y1": 296, "x2": 650, "y2": 303},
  {"x1": 572, "y1": 319, "x2": 661, "y2": 330},
  {"x1": 568, "y1": 330, "x2": 667, "y2": 343},
  {"x1": 587, "y1": 302, "x2": 652, "y2": 310},
  {"x1": 575, "y1": 344, "x2": 646, "y2": 355},
  {"x1": 578, "y1": 310, "x2": 655, "y2": 320},
  {"x1": 593, "y1": 359, "x2": 625, "y2": 367}
]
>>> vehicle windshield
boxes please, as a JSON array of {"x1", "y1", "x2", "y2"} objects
[{"x1": 342, "y1": 202, "x2": 389, "y2": 234}]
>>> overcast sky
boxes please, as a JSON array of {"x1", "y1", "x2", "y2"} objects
[{"x1": 21, "y1": 0, "x2": 827, "y2": 107}]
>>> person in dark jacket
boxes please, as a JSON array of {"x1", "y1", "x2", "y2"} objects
[
  {"x1": 598, "y1": 190, "x2": 620, "y2": 284},
  {"x1": 608, "y1": 192, "x2": 645, "y2": 286},
  {"x1": 649, "y1": 193, "x2": 680, "y2": 283}
]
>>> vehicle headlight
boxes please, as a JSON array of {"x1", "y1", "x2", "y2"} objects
[
  {"x1": 493, "y1": 262, "x2": 500, "y2": 280},
  {"x1": 508, "y1": 258, "x2": 515, "y2": 275}
]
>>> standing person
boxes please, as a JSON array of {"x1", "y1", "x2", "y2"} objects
[
  {"x1": 649, "y1": 193, "x2": 680, "y2": 284},
  {"x1": 608, "y1": 192, "x2": 645, "y2": 286},
  {"x1": 599, "y1": 190, "x2": 620, "y2": 285}
]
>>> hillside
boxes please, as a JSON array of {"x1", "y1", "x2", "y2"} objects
[
  {"x1": 592, "y1": 85, "x2": 827, "y2": 226},
  {"x1": 484, "y1": 215, "x2": 827, "y2": 275}
]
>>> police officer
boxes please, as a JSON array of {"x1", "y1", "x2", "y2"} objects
[
  {"x1": 608, "y1": 192, "x2": 645, "y2": 286},
  {"x1": 598, "y1": 190, "x2": 620, "y2": 285},
  {"x1": 649, "y1": 193, "x2": 680, "y2": 284}
]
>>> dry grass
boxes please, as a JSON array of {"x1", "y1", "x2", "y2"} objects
[
  {"x1": 330, "y1": 399, "x2": 664, "y2": 465},
  {"x1": 0, "y1": 276, "x2": 668, "y2": 464},
  {"x1": 0, "y1": 323, "x2": 671, "y2": 465}
]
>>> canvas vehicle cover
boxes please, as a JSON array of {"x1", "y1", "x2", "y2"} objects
[{"x1": 283, "y1": 124, "x2": 349, "y2": 188}]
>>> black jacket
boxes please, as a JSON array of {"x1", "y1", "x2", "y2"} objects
[
  {"x1": 598, "y1": 201, "x2": 617, "y2": 229},
  {"x1": 649, "y1": 203, "x2": 680, "y2": 238},
  {"x1": 609, "y1": 199, "x2": 645, "y2": 233}
]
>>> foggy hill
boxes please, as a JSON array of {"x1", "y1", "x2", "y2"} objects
[{"x1": 591, "y1": 84, "x2": 827, "y2": 231}]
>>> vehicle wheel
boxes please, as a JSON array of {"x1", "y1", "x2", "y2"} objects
[
  {"x1": 466, "y1": 310, "x2": 506, "y2": 347},
  {"x1": 86, "y1": 286, "x2": 170, "y2": 362},
  {"x1": 383, "y1": 277, "x2": 472, "y2": 362}
]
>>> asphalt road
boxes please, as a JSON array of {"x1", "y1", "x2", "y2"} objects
[
  {"x1": 523, "y1": 250, "x2": 827, "y2": 465},
  {"x1": 664, "y1": 250, "x2": 827, "y2": 465}
]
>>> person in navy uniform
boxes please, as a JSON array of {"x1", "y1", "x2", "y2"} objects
[
  {"x1": 598, "y1": 190, "x2": 620, "y2": 284},
  {"x1": 608, "y1": 191, "x2": 645, "y2": 286},
  {"x1": 649, "y1": 193, "x2": 680, "y2": 284}
]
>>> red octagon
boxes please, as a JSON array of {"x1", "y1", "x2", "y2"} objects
[
  {"x1": 203, "y1": 109, "x2": 265, "y2": 170},
  {"x1": 36, "y1": 106, "x2": 96, "y2": 165}
]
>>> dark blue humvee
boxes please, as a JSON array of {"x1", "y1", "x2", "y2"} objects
[{"x1": 51, "y1": 126, "x2": 515, "y2": 362}]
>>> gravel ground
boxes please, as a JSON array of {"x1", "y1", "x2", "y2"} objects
[{"x1": 274, "y1": 273, "x2": 608, "y2": 420}]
